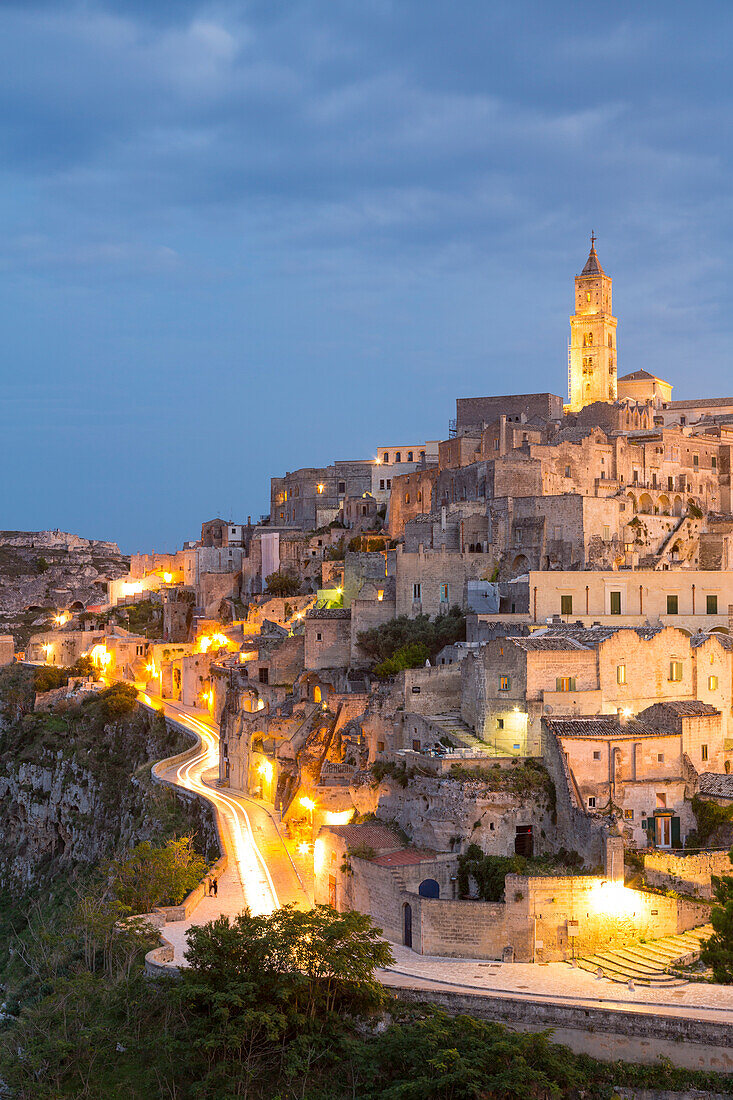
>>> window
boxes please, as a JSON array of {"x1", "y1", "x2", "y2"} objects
[
  {"x1": 586, "y1": 291, "x2": 591, "y2": 303},
  {"x1": 669, "y1": 659, "x2": 683, "y2": 682},
  {"x1": 404, "y1": 493, "x2": 410, "y2": 504},
  {"x1": 707, "y1": 594, "x2": 718, "y2": 615},
  {"x1": 497, "y1": 718, "x2": 504, "y2": 730},
  {"x1": 338, "y1": 481, "x2": 346, "y2": 493},
  {"x1": 383, "y1": 453, "x2": 389, "y2": 464},
  {"x1": 709, "y1": 675, "x2": 718, "y2": 691},
  {"x1": 564, "y1": 465, "x2": 571, "y2": 477},
  {"x1": 624, "y1": 808, "x2": 634, "y2": 820},
  {"x1": 440, "y1": 583, "x2": 449, "y2": 603},
  {"x1": 412, "y1": 739, "x2": 420, "y2": 751},
  {"x1": 407, "y1": 451, "x2": 413, "y2": 462},
  {"x1": 258, "y1": 667, "x2": 269, "y2": 685},
  {"x1": 379, "y1": 479, "x2": 385, "y2": 491},
  {"x1": 317, "y1": 483, "x2": 324, "y2": 494},
  {"x1": 413, "y1": 583, "x2": 421, "y2": 600},
  {"x1": 712, "y1": 456, "x2": 718, "y2": 469},
  {"x1": 602, "y1": 525, "x2": 610, "y2": 541},
  {"x1": 499, "y1": 676, "x2": 510, "y2": 691},
  {"x1": 656, "y1": 792, "x2": 666, "y2": 808},
  {"x1": 377, "y1": 741, "x2": 385, "y2": 753},
  {"x1": 657, "y1": 753, "x2": 664, "y2": 763},
  {"x1": 693, "y1": 454, "x2": 699, "y2": 468},
  {"x1": 377, "y1": 589, "x2": 384, "y2": 602},
  {"x1": 587, "y1": 796, "x2": 596, "y2": 809},
  {"x1": 316, "y1": 632, "x2": 322, "y2": 641},
  {"x1": 494, "y1": 438, "x2": 500, "y2": 450},
  {"x1": 593, "y1": 750, "x2": 601, "y2": 760},
  {"x1": 610, "y1": 591, "x2": 621, "y2": 615},
  {"x1": 668, "y1": 476, "x2": 674, "y2": 490},
  {"x1": 395, "y1": 452, "x2": 401, "y2": 463},
  {"x1": 702, "y1": 744, "x2": 709, "y2": 761},
  {"x1": 666, "y1": 594, "x2": 679, "y2": 615},
  {"x1": 617, "y1": 664, "x2": 626, "y2": 685},
  {"x1": 386, "y1": 479, "x2": 391, "y2": 489},
  {"x1": 556, "y1": 676, "x2": 576, "y2": 692},
  {"x1": 560, "y1": 594, "x2": 573, "y2": 615}
]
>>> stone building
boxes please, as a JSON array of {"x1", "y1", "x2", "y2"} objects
[
  {"x1": 544, "y1": 703, "x2": 721, "y2": 848},
  {"x1": 270, "y1": 460, "x2": 374, "y2": 530}
]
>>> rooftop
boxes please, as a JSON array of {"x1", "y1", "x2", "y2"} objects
[
  {"x1": 324, "y1": 823, "x2": 402, "y2": 851},
  {"x1": 580, "y1": 241, "x2": 604, "y2": 276},
  {"x1": 647, "y1": 700, "x2": 720, "y2": 717},
  {"x1": 698, "y1": 772, "x2": 733, "y2": 801},
  {"x1": 371, "y1": 848, "x2": 438, "y2": 867},
  {"x1": 545, "y1": 715, "x2": 664, "y2": 739},
  {"x1": 618, "y1": 369, "x2": 670, "y2": 384}
]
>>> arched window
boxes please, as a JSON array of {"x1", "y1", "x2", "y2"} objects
[{"x1": 418, "y1": 879, "x2": 440, "y2": 899}]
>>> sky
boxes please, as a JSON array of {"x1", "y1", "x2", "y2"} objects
[{"x1": 2, "y1": 1, "x2": 733, "y2": 552}]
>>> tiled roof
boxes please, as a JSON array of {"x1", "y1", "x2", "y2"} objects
[
  {"x1": 325, "y1": 824, "x2": 402, "y2": 851},
  {"x1": 545, "y1": 715, "x2": 662, "y2": 739},
  {"x1": 371, "y1": 848, "x2": 437, "y2": 867},
  {"x1": 691, "y1": 631, "x2": 733, "y2": 651},
  {"x1": 515, "y1": 625, "x2": 660, "y2": 652},
  {"x1": 667, "y1": 397, "x2": 733, "y2": 409},
  {"x1": 698, "y1": 772, "x2": 733, "y2": 800},
  {"x1": 306, "y1": 608, "x2": 351, "y2": 620},
  {"x1": 648, "y1": 700, "x2": 720, "y2": 717},
  {"x1": 618, "y1": 369, "x2": 669, "y2": 383}
]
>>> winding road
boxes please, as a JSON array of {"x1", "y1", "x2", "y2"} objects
[{"x1": 138, "y1": 692, "x2": 733, "y2": 1063}]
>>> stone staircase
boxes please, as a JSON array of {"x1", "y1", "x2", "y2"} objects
[
  {"x1": 574, "y1": 925, "x2": 712, "y2": 986},
  {"x1": 425, "y1": 711, "x2": 492, "y2": 754}
]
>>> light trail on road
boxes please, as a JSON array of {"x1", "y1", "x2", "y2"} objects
[{"x1": 143, "y1": 695, "x2": 280, "y2": 916}]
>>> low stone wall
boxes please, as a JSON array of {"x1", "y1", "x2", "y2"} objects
[
  {"x1": 388, "y1": 986, "x2": 733, "y2": 1072},
  {"x1": 643, "y1": 849, "x2": 731, "y2": 900}
]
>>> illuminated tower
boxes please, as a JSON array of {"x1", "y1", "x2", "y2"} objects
[{"x1": 566, "y1": 235, "x2": 618, "y2": 412}]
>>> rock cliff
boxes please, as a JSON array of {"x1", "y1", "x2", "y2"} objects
[
  {"x1": 0, "y1": 529, "x2": 129, "y2": 646},
  {"x1": 0, "y1": 670, "x2": 217, "y2": 890}
]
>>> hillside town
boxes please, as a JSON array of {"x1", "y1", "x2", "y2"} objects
[{"x1": 13, "y1": 240, "x2": 733, "y2": 975}]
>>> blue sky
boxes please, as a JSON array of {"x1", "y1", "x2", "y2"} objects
[{"x1": 1, "y1": 1, "x2": 732, "y2": 552}]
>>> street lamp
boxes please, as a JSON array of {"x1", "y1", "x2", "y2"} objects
[{"x1": 300, "y1": 795, "x2": 316, "y2": 843}]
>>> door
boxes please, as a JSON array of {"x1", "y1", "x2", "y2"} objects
[
  {"x1": 671, "y1": 816, "x2": 681, "y2": 849},
  {"x1": 328, "y1": 875, "x2": 336, "y2": 908},
  {"x1": 655, "y1": 815, "x2": 672, "y2": 848},
  {"x1": 403, "y1": 903, "x2": 412, "y2": 948},
  {"x1": 515, "y1": 825, "x2": 533, "y2": 858}
]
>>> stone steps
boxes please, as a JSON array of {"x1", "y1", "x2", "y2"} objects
[
  {"x1": 426, "y1": 711, "x2": 489, "y2": 752},
  {"x1": 575, "y1": 925, "x2": 712, "y2": 986}
]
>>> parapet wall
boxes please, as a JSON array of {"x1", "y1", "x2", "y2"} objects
[{"x1": 643, "y1": 849, "x2": 731, "y2": 899}]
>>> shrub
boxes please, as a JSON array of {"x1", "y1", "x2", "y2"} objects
[
  {"x1": 357, "y1": 608, "x2": 465, "y2": 668},
  {"x1": 265, "y1": 570, "x2": 301, "y2": 597},
  {"x1": 374, "y1": 642, "x2": 429, "y2": 677}
]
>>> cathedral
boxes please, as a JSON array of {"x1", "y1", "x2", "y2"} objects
[{"x1": 565, "y1": 237, "x2": 672, "y2": 414}]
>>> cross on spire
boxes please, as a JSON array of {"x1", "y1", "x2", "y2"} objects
[{"x1": 590, "y1": 231, "x2": 596, "y2": 248}]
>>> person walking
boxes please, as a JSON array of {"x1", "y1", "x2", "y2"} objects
[{"x1": 212, "y1": 877, "x2": 218, "y2": 898}]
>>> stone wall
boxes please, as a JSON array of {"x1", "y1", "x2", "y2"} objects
[
  {"x1": 643, "y1": 848, "x2": 731, "y2": 899},
  {"x1": 304, "y1": 610, "x2": 352, "y2": 670},
  {"x1": 401, "y1": 665, "x2": 461, "y2": 715}
]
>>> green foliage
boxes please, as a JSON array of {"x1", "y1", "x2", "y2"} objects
[
  {"x1": 324, "y1": 536, "x2": 346, "y2": 560},
  {"x1": 348, "y1": 535, "x2": 386, "y2": 552},
  {"x1": 35, "y1": 555, "x2": 49, "y2": 573},
  {"x1": 687, "y1": 794, "x2": 733, "y2": 847},
  {"x1": 688, "y1": 502, "x2": 704, "y2": 519},
  {"x1": 701, "y1": 846, "x2": 733, "y2": 983},
  {"x1": 457, "y1": 843, "x2": 586, "y2": 901},
  {"x1": 97, "y1": 680, "x2": 139, "y2": 720},
  {"x1": 108, "y1": 836, "x2": 208, "y2": 913},
  {"x1": 374, "y1": 641, "x2": 429, "y2": 677},
  {"x1": 449, "y1": 759, "x2": 556, "y2": 814},
  {"x1": 119, "y1": 598, "x2": 162, "y2": 638},
  {"x1": 357, "y1": 608, "x2": 466, "y2": 668},
  {"x1": 371, "y1": 760, "x2": 412, "y2": 788},
  {"x1": 265, "y1": 569, "x2": 301, "y2": 596}
]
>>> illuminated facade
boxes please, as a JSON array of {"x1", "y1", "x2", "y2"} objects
[{"x1": 566, "y1": 236, "x2": 618, "y2": 412}]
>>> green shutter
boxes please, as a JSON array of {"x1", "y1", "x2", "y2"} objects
[
  {"x1": 556, "y1": 677, "x2": 562, "y2": 692},
  {"x1": 671, "y1": 817, "x2": 681, "y2": 849},
  {"x1": 569, "y1": 677, "x2": 576, "y2": 691}
]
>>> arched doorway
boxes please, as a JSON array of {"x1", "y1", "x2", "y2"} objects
[
  {"x1": 673, "y1": 496, "x2": 683, "y2": 516},
  {"x1": 313, "y1": 685, "x2": 321, "y2": 703},
  {"x1": 418, "y1": 879, "x2": 440, "y2": 899},
  {"x1": 511, "y1": 554, "x2": 529, "y2": 577},
  {"x1": 403, "y1": 902, "x2": 412, "y2": 948},
  {"x1": 639, "y1": 493, "x2": 653, "y2": 514},
  {"x1": 626, "y1": 493, "x2": 637, "y2": 514}
]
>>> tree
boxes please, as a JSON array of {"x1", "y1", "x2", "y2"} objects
[
  {"x1": 357, "y1": 608, "x2": 465, "y2": 668},
  {"x1": 265, "y1": 569, "x2": 301, "y2": 597},
  {"x1": 108, "y1": 836, "x2": 208, "y2": 914},
  {"x1": 374, "y1": 642, "x2": 429, "y2": 677},
  {"x1": 701, "y1": 846, "x2": 733, "y2": 983}
]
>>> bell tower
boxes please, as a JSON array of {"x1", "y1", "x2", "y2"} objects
[{"x1": 566, "y1": 235, "x2": 618, "y2": 412}]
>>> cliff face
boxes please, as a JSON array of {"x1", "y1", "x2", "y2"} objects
[
  {"x1": 0, "y1": 529, "x2": 129, "y2": 646},
  {"x1": 0, "y1": 673, "x2": 217, "y2": 889}
]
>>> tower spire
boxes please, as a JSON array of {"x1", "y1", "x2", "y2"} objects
[{"x1": 581, "y1": 232, "x2": 604, "y2": 276}]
